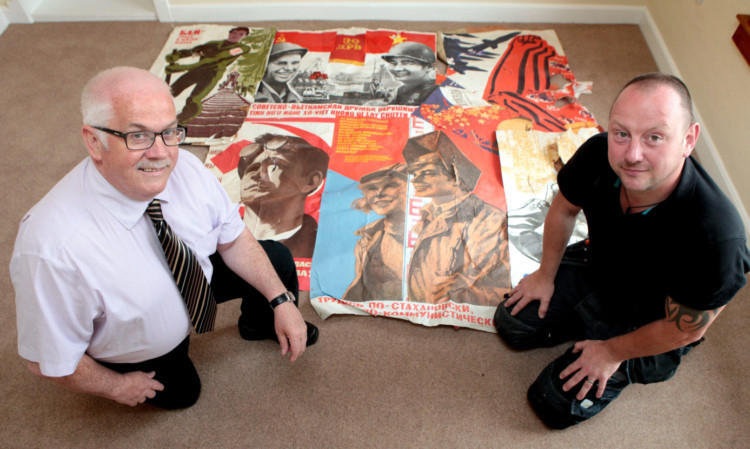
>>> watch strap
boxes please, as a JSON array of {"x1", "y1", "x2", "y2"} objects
[{"x1": 269, "y1": 291, "x2": 295, "y2": 309}]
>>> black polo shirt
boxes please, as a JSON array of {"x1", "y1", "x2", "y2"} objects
[{"x1": 558, "y1": 133, "x2": 750, "y2": 327}]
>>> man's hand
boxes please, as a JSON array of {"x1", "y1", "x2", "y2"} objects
[
  {"x1": 28, "y1": 356, "x2": 164, "y2": 407},
  {"x1": 273, "y1": 302, "x2": 308, "y2": 362},
  {"x1": 110, "y1": 371, "x2": 165, "y2": 407},
  {"x1": 559, "y1": 340, "x2": 621, "y2": 400},
  {"x1": 503, "y1": 270, "x2": 555, "y2": 318}
]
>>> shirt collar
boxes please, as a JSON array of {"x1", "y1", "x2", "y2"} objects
[
  {"x1": 85, "y1": 158, "x2": 171, "y2": 230},
  {"x1": 612, "y1": 158, "x2": 695, "y2": 215}
]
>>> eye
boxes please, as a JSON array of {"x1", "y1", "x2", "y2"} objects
[
  {"x1": 647, "y1": 134, "x2": 663, "y2": 143},
  {"x1": 130, "y1": 131, "x2": 149, "y2": 141}
]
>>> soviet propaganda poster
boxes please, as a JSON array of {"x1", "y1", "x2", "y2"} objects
[
  {"x1": 257, "y1": 29, "x2": 438, "y2": 106},
  {"x1": 310, "y1": 102, "x2": 513, "y2": 332},
  {"x1": 149, "y1": 24, "x2": 276, "y2": 144},
  {"x1": 147, "y1": 26, "x2": 601, "y2": 331}
]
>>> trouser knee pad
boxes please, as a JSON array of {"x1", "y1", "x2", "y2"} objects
[{"x1": 527, "y1": 347, "x2": 630, "y2": 429}]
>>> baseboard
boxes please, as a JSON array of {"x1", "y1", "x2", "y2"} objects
[
  {"x1": 0, "y1": 11, "x2": 9, "y2": 35},
  {"x1": 639, "y1": 9, "x2": 750, "y2": 237},
  {"x1": 166, "y1": 2, "x2": 644, "y2": 24}
]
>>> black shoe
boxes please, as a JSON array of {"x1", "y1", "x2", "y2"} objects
[{"x1": 239, "y1": 321, "x2": 319, "y2": 347}]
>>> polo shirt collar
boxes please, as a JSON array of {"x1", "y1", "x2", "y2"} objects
[{"x1": 85, "y1": 158, "x2": 172, "y2": 230}]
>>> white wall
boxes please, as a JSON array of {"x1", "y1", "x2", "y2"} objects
[
  {"x1": 2, "y1": 0, "x2": 748, "y2": 232},
  {"x1": 646, "y1": 0, "x2": 750, "y2": 232}
]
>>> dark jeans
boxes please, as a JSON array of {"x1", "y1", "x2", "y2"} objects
[
  {"x1": 493, "y1": 255, "x2": 699, "y2": 429},
  {"x1": 100, "y1": 240, "x2": 298, "y2": 409}
]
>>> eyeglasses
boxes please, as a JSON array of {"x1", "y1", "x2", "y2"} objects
[{"x1": 94, "y1": 126, "x2": 187, "y2": 150}]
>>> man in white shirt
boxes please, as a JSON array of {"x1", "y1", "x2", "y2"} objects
[{"x1": 10, "y1": 66, "x2": 318, "y2": 409}]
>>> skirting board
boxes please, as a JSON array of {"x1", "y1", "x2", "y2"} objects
[
  {"x1": 161, "y1": 2, "x2": 646, "y2": 24},
  {"x1": 3, "y1": 0, "x2": 748, "y2": 234},
  {"x1": 0, "y1": 12, "x2": 9, "y2": 35}
]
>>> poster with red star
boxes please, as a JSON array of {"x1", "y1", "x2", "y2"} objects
[{"x1": 257, "y1": 29, "x2": 437, "y2": 106}]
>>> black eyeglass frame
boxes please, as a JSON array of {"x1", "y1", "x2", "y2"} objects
[{"x1": 93, "y1": 126, "x2": 187, "y2": 151}]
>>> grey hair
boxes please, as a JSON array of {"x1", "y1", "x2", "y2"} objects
[{"x1": 80, "y1": 67, "x2": 172, "y2": 149}]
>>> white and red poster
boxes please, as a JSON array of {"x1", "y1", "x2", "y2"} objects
[{"x1": 149, "y1": 26, "x2": 601, "y2": 332}]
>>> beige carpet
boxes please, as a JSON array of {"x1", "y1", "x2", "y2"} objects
[{"x1": 1, "y1": 21, "x2": 748, "y2": 449}]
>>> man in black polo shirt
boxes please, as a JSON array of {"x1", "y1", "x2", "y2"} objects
[{"x1": 494, "y1": 73, "x2": 750, "y2": 429}]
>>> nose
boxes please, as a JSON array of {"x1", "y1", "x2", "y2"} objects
[
  {"x1": 143, "y1": 134, "x2": 170, "y2": 158},
  {"x1": 624, "y1": 140, "x2": 644, "y2": 164}
]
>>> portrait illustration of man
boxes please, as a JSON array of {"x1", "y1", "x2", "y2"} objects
[
  {"x1": 237, "y1": 133, "x2": 329, "y2": 259},
  {"x1": 343, "y1": 164, "x2": 408, "y2": 302},
  {"x1": 255, "y1": 42, "x2": 308, "y2": 103},
  {"x1": 382, "y1": 41, "x2": 439, "y2": 106},
  {"x1": 403, "y1": 131, "x2": 510, "y2": 305}
]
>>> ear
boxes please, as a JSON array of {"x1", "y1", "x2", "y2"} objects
[
  {"x1": 683, "y1": 122, "x2": 700, "y2": 157},
  {"x1": 82, "y1": 125, "x2": 105, "y2": 163},
  {"x1": 301, "y1": 170, "x2": 324, "y2": 196}
]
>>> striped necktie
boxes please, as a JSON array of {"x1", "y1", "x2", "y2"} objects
[{"x1": 145, "y1": 199, "x2": 217, "y2": 333}]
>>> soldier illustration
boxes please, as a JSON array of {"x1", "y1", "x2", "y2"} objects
[
  {"x1": 166, "y1": 27, "x2": 252, "y2": 124},
  {"x1": 255, "y1": 42, "x2": 308, "y2": 103},
  {"x1": 381, "y1": 41, "x2": 439, "y2": 106}
]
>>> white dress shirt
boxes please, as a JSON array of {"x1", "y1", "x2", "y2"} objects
[{"x1": 11, "y1": 150, "x2": 245, "y2": 377}]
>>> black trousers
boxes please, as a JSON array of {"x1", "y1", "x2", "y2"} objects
[
  {"x1": 493, "y1": 253, "x2": 699, "y2": 429},
  {"x1": 101, "y1": 240, "x2": 298, "y2": 409}
]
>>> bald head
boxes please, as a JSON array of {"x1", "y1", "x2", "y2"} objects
[
  {"x1": 612, "y1": 73, "x2": 695, "y2": 128},
  {"x1": 81, "y1": 67, "x2": 172, "y2": 128}
]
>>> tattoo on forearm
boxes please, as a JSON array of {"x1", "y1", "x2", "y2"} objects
[{"x1": 665, "y1": 300, "x2": 715, "y2": 333}]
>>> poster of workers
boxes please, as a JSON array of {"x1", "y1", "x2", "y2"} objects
[
  {"x1": 148, "y1": 26, "x2": 603, "y2": 331},
  {"x1": 204, "y1": 102, "x2": 418, "y2": 291},
  {"x1": 440, "y1": 29, "x2": 597, "y2": 132},
  {"x1": 310, "y1": 98, "x2": 513, "y2": 332},
  {"x1": 257, "y1": 28, "x2": 437, "y2": 106},
  {"x1": 149, "y1": 24, "x2": 276, "y2": 144}
]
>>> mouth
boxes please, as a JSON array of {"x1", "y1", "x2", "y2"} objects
[
  {"x1": 243, "y1": 181, "x2": 271, "y2": 194},
  {"x1": 622, "y1": 167, "x2": 647, "y2": 176},
  {"x1": 138, "y1": 162, "x2": 170, "y2": 174}
]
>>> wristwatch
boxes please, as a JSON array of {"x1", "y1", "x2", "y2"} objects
[{"x1": 269, "y1": 291, "x2": 296, "y2": 309}]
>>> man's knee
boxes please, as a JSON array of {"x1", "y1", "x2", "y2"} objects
[
  {"x1": 527, "y1": 347, "x2": 629, "y2": 429},
  {"x1": 148, "y1": 358, "x2": 202, "y2": 410},
  {"x1": 493, "y1": 303, "x2": 546, "y2": 350}
]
